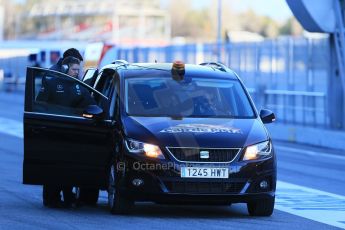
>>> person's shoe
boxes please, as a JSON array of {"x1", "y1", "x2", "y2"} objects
[
  {"x1": 63, "y1": 201, "x2": 78, "y2": 209},
  {"x1": 75, "y1": 199, "x2": 85, "y2": 208},
  {"x1": 47, "y1": 200, "x2": 64, "y2": 209}
]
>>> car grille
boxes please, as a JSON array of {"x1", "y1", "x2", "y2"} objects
[
  {"x1": 165, "y1": 181, "x2": 245, "y2": 194},
  {"x1": 167, "y1": 147, "x2": 241, "y2": 162}
]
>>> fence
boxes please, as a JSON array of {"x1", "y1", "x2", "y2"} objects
[
  {"x1": 0, "y1": 37, "x2": 332, "y2": 129},
  {"x1": 114, "y1": 37, "x2": 331, "y2": 129}
]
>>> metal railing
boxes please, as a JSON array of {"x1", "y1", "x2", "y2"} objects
[
  {"x1": 263, "y1": 90, "x2": 327, "y2": 127},
  {"x1": 0, "y1": 37, "x2": 332, "y2": 129},
  {"x1": 114, "y1": 37, "x2": 331, "y2": 129}
]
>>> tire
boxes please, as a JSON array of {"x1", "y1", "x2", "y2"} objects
[
  {"x1": 108, "y1": 164, "x2": 133, "y2": 214},
  {"x1": 77, "y1": 188, "x2": 99, "y2": 205},
  {"x1": 247, "y1": 196, "x2": 275, "y2": 216}
]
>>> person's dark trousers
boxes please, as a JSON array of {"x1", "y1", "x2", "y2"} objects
[
  {"x1": 63, "y1": 186, "x2": 76, "y2": 206},
  {"x1": 43, "y1": 185, "x2": 62, "y2": 207}
]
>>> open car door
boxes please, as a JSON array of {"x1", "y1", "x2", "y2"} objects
[{"x1": 23, "y1": 67, "x2": 115, "y2": 189}]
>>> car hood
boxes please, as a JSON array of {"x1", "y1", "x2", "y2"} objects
[{"x1": 122, "y1": 116, "x2": 269, "y2": 148}]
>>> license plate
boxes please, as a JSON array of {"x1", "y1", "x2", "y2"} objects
[{"x1": 181, "y1": 167, "x2": 229, "y2": 178}]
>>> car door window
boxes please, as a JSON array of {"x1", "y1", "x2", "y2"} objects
[
  {"x1": 27, "y1": 68, "x2": 107, "y2": 117},
  {"x1": 93, "y1": 70, "x2": 119, "y2": 118},
  {"x1": 100, "y1": 76, "x2": 115, "y2": 98},
  {"x1": 109, "y1": 78, "x2": 119, "y2": 119},
  {"x1": 82, "y1": 68, "x2": 98, "y2": 87}
]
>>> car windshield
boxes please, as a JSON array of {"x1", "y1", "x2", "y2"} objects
[{"x1": 125, "y1": 76, "x2": 255, "y2": 118}]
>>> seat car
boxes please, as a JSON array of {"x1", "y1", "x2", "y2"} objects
[{"x1": 23, "y1": 61, "x2": 276, "y2": 216}]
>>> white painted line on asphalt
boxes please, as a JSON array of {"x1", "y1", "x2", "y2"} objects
[
  {"x1": 276, "y1": 181, "x2": 345, "y2": 229},
  {"x1": 275, "y1": 145, "x2": 345, "y2": 160},
  {"x1": 0, "y1": 117, "x2": 23, "y2": 138},
  {"x1": 1, "y1": 116, "x2": 345, "y2": 228}
]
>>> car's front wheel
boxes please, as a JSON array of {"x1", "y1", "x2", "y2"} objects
[
  {"x1": 108, "y1": 164, "x2": 133, "y2": 214},
  {"x1": 247, "y1": 196, "x2": 275, "y2": 216}
]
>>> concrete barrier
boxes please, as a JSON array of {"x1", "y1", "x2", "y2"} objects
[{"x1": 267, "y1": 123, "x2": 345, "y2": 151}]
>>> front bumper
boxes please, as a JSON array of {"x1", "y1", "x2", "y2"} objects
[{"x1": 119, "y1": 151, "x2": 276, "y2": 203}]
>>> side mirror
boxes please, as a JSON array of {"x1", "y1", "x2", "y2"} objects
[
  {"x1": 260, "y1": 109, "x2": 276, "y2": 124},
  {"x1": 83, "y1": 105, "x2": 104, "y2": 119}
]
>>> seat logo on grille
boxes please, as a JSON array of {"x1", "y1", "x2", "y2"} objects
[{"x1": 200, "y1": 150, "x2": 209, "y2": 159}]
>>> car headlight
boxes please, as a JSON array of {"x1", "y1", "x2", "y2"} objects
[
  {"x1": 125, "y1": 139, "x2": 165, "y2": 159},
  {"x1": 242, "y1": 141, "x2": 272, "y2": 161}
]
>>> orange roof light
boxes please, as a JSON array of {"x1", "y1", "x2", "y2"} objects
[
  {"x1": 172, "y1": 60, "x2": 185, "y2": 70},
  {"x1": 171, "y1": 60, "x2": 185, "y2": 81}
]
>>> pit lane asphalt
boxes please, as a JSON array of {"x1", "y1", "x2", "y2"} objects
[{"x1": 0, "y1": 91, "x2": 342, "y2": 230}]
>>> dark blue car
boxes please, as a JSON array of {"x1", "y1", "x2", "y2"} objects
[{"x1": 23, "y1": 61, "x2": 276, "y2": 216}]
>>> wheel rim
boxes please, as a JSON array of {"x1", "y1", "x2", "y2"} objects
[{"x1": 108, "y1": 165, "x2": 116, "y2": 209}]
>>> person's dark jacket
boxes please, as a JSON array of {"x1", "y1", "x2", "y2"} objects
[
  {"x1": 36, "y1": 76, "x2": 95, "y2": 109},
  {"x1": 50, "y1": 58, "x2": 63, "y2": 72},
  {"x1": 36, "y1": 60, "x2": 96, "y2": 113}
]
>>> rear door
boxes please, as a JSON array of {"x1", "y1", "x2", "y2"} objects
[{"x1": 23, "y1": 67, "x2": 115, "y2": 188}]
